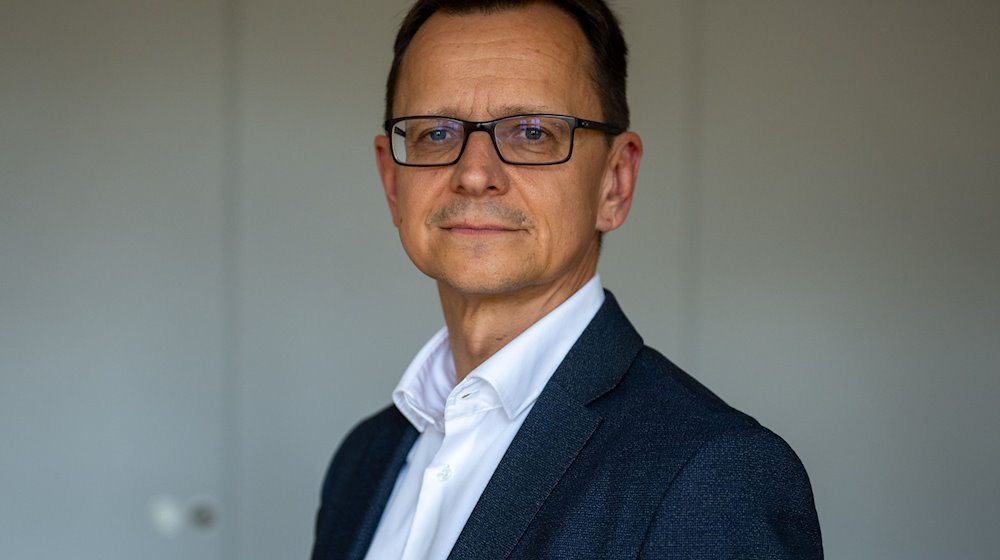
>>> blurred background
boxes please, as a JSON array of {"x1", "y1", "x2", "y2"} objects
[{"x1": 2, "y1": 0, "x2": 998, "y2": 558}]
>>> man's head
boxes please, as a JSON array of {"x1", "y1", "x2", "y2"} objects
[
  {"x1": 374, "y1": 0, "x2": 642, "y2": 301},
  {"x1": 384, "y1": 0, "x2": 632, "y2": 133}
]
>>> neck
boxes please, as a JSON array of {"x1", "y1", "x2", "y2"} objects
[{"x1": 438, "y1": 269, "x2": 597, "y2": 381}]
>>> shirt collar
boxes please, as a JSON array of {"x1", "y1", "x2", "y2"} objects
[
  {"x1": 392, "y1": 274, "x2": 605, "y2": 433},
  {"x1": 392, "y1": 327, "x2": 454, "y2": 433}
]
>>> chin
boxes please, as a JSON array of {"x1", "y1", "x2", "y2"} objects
[
  {"x1": 405, "y1": 246, "x2": 532, "y2": 294},
  {"x1": 431, "y1": 266, "x2": 539, "y2": 298},
  {"x1": 439, "y1": 276, "x2": 527, "y2": 297}
]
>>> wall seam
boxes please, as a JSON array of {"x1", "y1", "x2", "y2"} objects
[{"x1": 220, "y1": 0, "x2": 244, "y2": 558}]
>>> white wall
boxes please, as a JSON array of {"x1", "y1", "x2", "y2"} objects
[
  {"x1": 2, "y1": 1, "x2": 997, "y2": 559},
  {"x1": 0, "y1": 1, "x2": 228, "y2": 558}
]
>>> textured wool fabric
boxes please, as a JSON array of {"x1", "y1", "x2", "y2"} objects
[{"x1": 311, "y1": 292, "x2": 823, "y2": 559}]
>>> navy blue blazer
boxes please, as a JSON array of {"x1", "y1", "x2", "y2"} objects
[{"x1": 312, "y1": 292, "x2": 822, "y2": 559}]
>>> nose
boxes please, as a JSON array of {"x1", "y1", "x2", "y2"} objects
[{"x1": 450, "y1": 130, "x2": 509, "y2": 196}]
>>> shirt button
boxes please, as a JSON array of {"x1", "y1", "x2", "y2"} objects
[{"x1": 436, "y1": 464, "x2": 452, "y2": 482}]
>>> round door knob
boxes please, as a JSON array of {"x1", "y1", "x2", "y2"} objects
[{"x1": 189, "y1": 501, "x2": 217, "y2": 529}]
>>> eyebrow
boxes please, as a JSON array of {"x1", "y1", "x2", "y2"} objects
[{"x1": 420, "y1": 104, "x2": 556, "y2": 119}]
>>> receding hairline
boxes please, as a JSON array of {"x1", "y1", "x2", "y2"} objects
[{"x1": 388, "y1": 1, "x2": 605, "y2": 121}]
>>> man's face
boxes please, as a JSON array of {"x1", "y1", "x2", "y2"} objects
[{"x1": 375, "y1": 3, "x2": 640, "y2": 299}]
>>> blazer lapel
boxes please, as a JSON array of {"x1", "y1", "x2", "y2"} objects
[
  {"x1": 332, "y1": 409, "x2": 419, "y2": 560},
  {"x1": 448, "y1": 292, "x2": 644, "y2": 560}
]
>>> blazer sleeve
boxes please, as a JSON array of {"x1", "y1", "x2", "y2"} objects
[{"x1": 640, "y1": 426, "x2": 823, "y2": 559}]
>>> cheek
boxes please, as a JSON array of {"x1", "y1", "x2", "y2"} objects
[
  {"x1": 392, "y1": 190, "x2": 428, "y2": 254},
  {"x1": 397, "y1": 208, "x2": 429, "y2": 255},
  {"x1": 560, "y1": 168, "x2": 605, "y2": 224},
  {"x1": 393, "y1": 171, "x2": 438, "y2": 227},
  {"x1": 535, "y1": 182, "x2": 602, "y2": 253}
]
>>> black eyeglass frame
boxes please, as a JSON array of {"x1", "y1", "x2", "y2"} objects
[{"x1": 382, "y1": 113, "x2": 625, "y2": 167}]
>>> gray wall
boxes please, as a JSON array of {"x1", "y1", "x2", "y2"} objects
[
  {"x1": 2, "y1": 1, "x2": 998, "y2": 559},
  {"x1": 1, "y1": 1, "x2": 228, "y2": 558}
]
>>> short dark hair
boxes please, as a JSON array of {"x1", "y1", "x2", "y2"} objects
[{"x1": 384, "y1": 0, "x2": 630, "y2": 130}]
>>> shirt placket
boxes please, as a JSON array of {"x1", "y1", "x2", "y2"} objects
[{"x1": 399, "y1": 380, "x2": 501, "y2": 560}]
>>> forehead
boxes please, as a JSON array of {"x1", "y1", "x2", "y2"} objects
[{"x1": 394, "y1": 3, "x2": 599, "y2": 119}]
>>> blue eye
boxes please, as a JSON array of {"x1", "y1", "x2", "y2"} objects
[
  {"x1": 522, "y1": 127, "x2": 544, "y2": 140},
  {"x1": 428, "y1": 128, "x2": 450, "y2": 141}
]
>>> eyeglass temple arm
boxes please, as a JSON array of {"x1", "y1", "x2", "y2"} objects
[{"x1": 578, "y1": 119, "x2": 624, "y2": 134}]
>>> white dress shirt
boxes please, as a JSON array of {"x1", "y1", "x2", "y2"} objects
[{"x1": 362, "y1": 275, "x2": 605, "y2": 560}]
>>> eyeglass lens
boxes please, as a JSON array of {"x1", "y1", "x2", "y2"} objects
[{"x1": 390, "y1": 116, "x2": 573, "y2": 165}]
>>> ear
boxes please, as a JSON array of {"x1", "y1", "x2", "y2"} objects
[
  {"x1": 596, "y1": 131, "x2": 642, "y2": 233},
  {"x1": 374, "y1": 134, "x2": 402, "y2": 227}
]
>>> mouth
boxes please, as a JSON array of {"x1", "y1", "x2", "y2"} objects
[
  {"x1": 428, "y1": 200, "x2": 531, "y2": 236},
  {"x1": 440, "y1": 221, "x2": 523, "y2": 235}
]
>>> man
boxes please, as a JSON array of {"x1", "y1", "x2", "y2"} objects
[{"x1": 312, "y1": 1, "x2": 822, "y2": 558}]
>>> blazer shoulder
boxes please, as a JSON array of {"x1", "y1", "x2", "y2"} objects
[
  {"x1": 599, "y1": 344, "x2": 817, "y2": 488},
  {"x1": 614, "y1": 349, "x2": 823, "y2": 556},
  {"x1": 640, "y1": 420, "x2": 823, "y2": 558},
  {"x1": 616, "y1": 346, "x2": 760, "y2": 432}
]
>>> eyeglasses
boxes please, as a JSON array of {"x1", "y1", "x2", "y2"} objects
[{"x1": 383, "y1": 114, "x2": 624, "y2": 167}]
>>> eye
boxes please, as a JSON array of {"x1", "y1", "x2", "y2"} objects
[
  {"x1": 521, "y1": 126, "x2": 545, "y2": 141},
  {"x1": 413, "y1": 120, "x2": 462, "y2": 143},
  {"x1": 426, "y1": 128, "x2": 453, "y2": 142}
]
